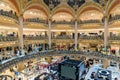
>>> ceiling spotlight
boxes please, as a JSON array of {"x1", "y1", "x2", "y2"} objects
[
  {"x1": 1, "y1": 3, "x2": 5, "y2": 7},
  {"x1": 30, "y1": 11, "x2": 33, "y2": 14},
  {"x1": 60, "y1": 14, "x2": 64, "y2": 18},
  {"x1": 91, "y1": 13, "x2": 95, "y2": 16}
]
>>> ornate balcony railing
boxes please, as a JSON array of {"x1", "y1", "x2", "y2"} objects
[
  {"x1": 109, "y1": 15, "x2": 120, "y2": 22},
  {"x1": 53, "y1": 35, "x2": 73, "y2": 39},
  {"x1": 24, "y1": 18, "x2": 47, "y2": 24},
  {"x1": 1, "y1": 36, "x2": 120, "y2": 42},
  {"x1": 24, "y1": 36, "x2": 48, "y2": 40},
  {"x1": 0, "y1": 36, "x2": 18, "y2": 42},
  {"x1": 0, "y1": 9, "x2": 18, "y2": 21},
  {"x1": 78, "y1": 20, "x2": 102, "y2": 24},
  {"x1": 0, "y1": 50, "x2": 120, "y2": 73},
  {"x1": 109, "y1": 36, "x2": 120, "y2": 40},
  {"x1": 52, "y1": 20, "x2": 74, "y2": 25},
  {"x1": 78, "y1": 36, "x2": 104, "y2": 40}
]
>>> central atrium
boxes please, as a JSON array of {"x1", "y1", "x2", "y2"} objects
[{"x1": 0, "y1": 0, "x2": 120, "y2": 80}]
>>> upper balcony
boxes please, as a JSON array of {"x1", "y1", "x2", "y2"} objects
[
  {"x1": 52, "y1": 35, "x2": 73, "y2": 39},
  {"x1": 78, "y1": 20, "x2": 102, "y2": 25},
  {"x1": 52, "y1": 20, "x2": 74, "y2": 25},
  {"x1": 24, "y1": 18, "x2": 48, "y2": 29},
  {"x1": 78, "y1": 36, "x2": 103, "y2": 40},
  {"x1": 109, "y1": 15, "x2": 120, "y2": 24},
  {"x1": 1, "y1": 35, "x2": 120, "y2": 43},
  {"x1": 24, "y1": 35, "x2": 48, "y2": 40},
  {"x1": 0, "y1": 9, "x2": 18, "y2": 24},
  {"x1": 109, "y1": 36, "x2": 120, "y2": 40},
  {"x1": 24, "y1": 18, "x2": 47, "y2": 24},
  {"x1": 0, "y1": 36, "x2": 18, "y2": 42}
]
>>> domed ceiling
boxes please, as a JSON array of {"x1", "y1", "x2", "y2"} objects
[{"x1": 43, "y1": 0, "x2": 101, "y2": 8}]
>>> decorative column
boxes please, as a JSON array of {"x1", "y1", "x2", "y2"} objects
[
  {"x1": 43, "y1": 43, "x2": 45, "y2": 51},
  {"x1": 48, "y1": 19, "x2": 52, "y2": 49},
  {"x1": 19, "y1": 15, "x2": 24, "y2": 54},
  {"x1": 74, "y1": 18, "x2": 78, "y2": 50},
  {"x1": 104, "y1": 16, "x2": 109, "y2": 53}
]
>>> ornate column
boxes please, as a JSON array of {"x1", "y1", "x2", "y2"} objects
[
  {"x1": 48, "y1": 18, "x2": 52, "y2": 49},
  {"x1": 98, "y1": 0, "x2": 109, "y2": 53},
  {"x1": 18, "y1": 15, "x2": 24, "y2": 54},
  {"x1": 43, "y1": 43, "x2": 45, "y2": 51},
  {"x1": 104, "y1": 15, "x2": 109, "y2": 52},
  {"x1": 74, "y1": 17, "x2": 78, "y2": 50}
]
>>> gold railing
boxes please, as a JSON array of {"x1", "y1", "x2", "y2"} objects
[
  {"x1": 52, "y1": 20, "x2": 74, "y2": 25},
  {"x1": 109, "y1": 15, "x2": 120, "y2": 22},
  {"x1": 78, "y1": 36, "x2": 104, "y2": 40},
  {"x1": 24, "y1": 36, "x2": 48, "y2": 40},
  {"x1": 0, "y1": 36, "x2": 18, "y2": 42},
  {"x1": 1, "y1": 36, "x2": 120, "y2": 42},
  {"x1": 0, "y1": 9, "x2": 18, "y2": 21},
  {"x1": 0, "y1": 50, "x2": 120, "y2": 73},
  {"x1": 24, "y1": 18, "x2": 47, "y2": 24},
  {"x1": 78, "y1": 20, "x2": 102, "y2": 24}
]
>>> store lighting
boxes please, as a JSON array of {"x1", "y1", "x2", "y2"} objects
[
  {"x1": 41, "y1": 32, "x2": 45, "y2": 35},
  {"x1": 23, "y1": 28, "x2": 47, "y2": 31},
  {"x1": 109, "y1": 28, "x2": 120, "y2": 30},
  {"x1": 30, "y1": 11, "x2": 33, "y2": 14},
  {"x1": 60, "y1": 15, "x2": 63, "y2": 18},
  {"x1": 78, "y1": 29, "x2": 104, "y2": 32},
  {"x1": 51, "y1": 30, "x2": 74, "y2": 32},
  {"x1": 0, "y1": 26, "x2": 18, "y2": 30},
  {"x1": 6, "y1": 6, "x2": 10, "y2": 9},
  {"x1": 60, "y1": 14, "x2": 65, "y2": 18},
  {"x1": 1, "y1": 3, "x2": 5, "y2": 7},
  {"x1": 91, "y1": 13, "x2": 95, "y2": 16}
]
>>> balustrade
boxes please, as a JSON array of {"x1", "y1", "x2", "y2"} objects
[
  {"x1": 24, "y1": 36, "x2": 48, "y2": 40},
  {"x1": 1, "y1": 36, "x2": 120, "y2": 42},
  {"x1": 0, "y1": 50, "x2": 120, "y2": 73},
  {"x1": 0, "y1": 9, "x2": 18, "y2": 21},
  {"x1": 24, "y1": 18, "x2": 47, "y2": 24},
  {"x1": 109, "y1": 36, "x2": 120, "y2": 40},
  {"x1": 79, "y1": 20, "x2": 102, "y2": 24},
  {"x1": 53, "y1": 35, "x2": 73, "y2": 39},
  {"x1": 78, "y1": 36, "x2": 103, "y2": 40},
  {"x1": 0, "y1": 36, "x2": 18, "y2": 42},
  {"x1": 52, "y1": 20, "x2": 74, "y2": 25},
  {"x1": 109, "y1": 15, "x2": 120, "y2": 22}
]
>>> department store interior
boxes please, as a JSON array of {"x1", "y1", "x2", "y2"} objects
[{"x1": 0, "y1": 0, "x2": 120, "y2": 80}]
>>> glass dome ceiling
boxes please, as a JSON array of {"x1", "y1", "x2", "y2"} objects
[{"x1": 43, "y1": 0, "x2": 102, "y2": 8}]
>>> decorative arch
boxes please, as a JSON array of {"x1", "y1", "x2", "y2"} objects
[
  {"x1": 77, "y1": 1, "x2": 103, "y2": 17},
  {"x1": 107, "y1": 0, "x2": 120, "y2": 15},
  {"x1": 52, "y1": 3, "x2": 75, "y2": 18},
  {"x1": 24, "y1": 2, "x2": 50, "y2": 17}
]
